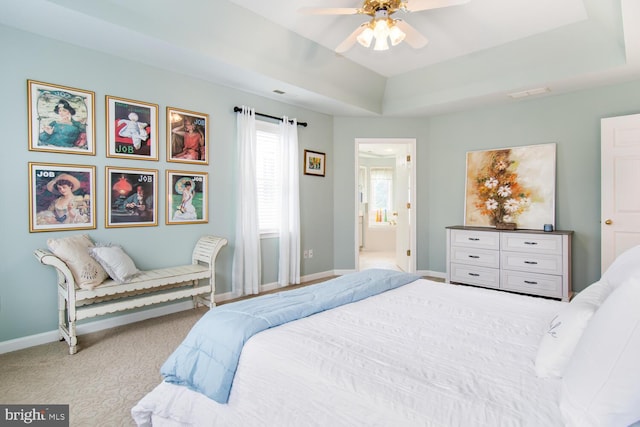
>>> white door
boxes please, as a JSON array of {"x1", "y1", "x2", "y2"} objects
[
  {"x1": 601, "y1": 113, "x2": 640, "y2": 271},
  {"x1": 395, "y1": 150, "x2": 411, "y2": 272}
]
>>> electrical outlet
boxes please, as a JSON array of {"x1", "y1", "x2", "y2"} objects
[
  {"x1": 308, "y1": 249, "x2": 313, "y2": 258},
  {"x1": 303, "y1": 250, "x2": 308, "y2": 259}
]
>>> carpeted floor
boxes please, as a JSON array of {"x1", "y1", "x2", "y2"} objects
[{"x1": 0, "y1": 306, "x2": 207, "y2": 426}]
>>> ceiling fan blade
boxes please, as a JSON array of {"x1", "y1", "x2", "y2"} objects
[
  {"x1": 298, "y1": 7, "x2": 360, "y2": 15},
  {"x1": 394, "y1": 20, "x2": 429, "y2": 49},
  {"x1": 404, "y1": 0, "x2": 470, "y2": 12},
  {"x1": 335, "y1": 24, "x2": 367, "y2": 53}
]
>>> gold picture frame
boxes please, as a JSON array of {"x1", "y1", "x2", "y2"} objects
[
  {"x1": 105, "y1": 166, "x2": 159, "y2": 228},
  {"x1": 27, "y1": 80, "x2": 96, "y2": 155},
  {"x1": 29, "y1": 162, "x2": 96, "y2": 232},
  {"x1": 166, "y1": 107, "x2": 209, "y2": 165},
  {"x1": 105, "y1": 96, "x2": 159, "y2": 161},
  {"x1": 166, "y1": 170, "x2": 208, "y2": 224}
]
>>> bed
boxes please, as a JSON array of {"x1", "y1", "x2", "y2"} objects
[{"x1": 132, "y1": 255, "x2": 640, "y2": 426}]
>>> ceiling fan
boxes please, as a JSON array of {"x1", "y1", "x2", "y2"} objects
[{"x1": 300, "y1": 0, "x2": 470, "y2": 53}]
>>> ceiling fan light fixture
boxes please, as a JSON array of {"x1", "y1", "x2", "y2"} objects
[
  {"x1": 389, "y1": 23, "x2": 406, "y2": 46},
  {"x1": 373, "y1": 35, "x2": 390, "y2": 51},
  {"x1": 357, "y1": 26, "x2": 374, "y2": 48}
]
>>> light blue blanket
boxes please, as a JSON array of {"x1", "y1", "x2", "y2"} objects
[{"x1": 161, "y1": 269, "x2": 421, "y2": 403}]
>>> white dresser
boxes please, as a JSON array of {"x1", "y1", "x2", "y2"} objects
[{"x1": 446, "y1": 226, "x2": 573, "y2": 301}]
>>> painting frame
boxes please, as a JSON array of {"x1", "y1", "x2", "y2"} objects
[
  {"x1": 27, "y1": 80, "x2": 96, "y2": 155},
  {"x1": 464, "y1": 143, "x2": 556, "y2": 230},
  {"x1": 105, "y1": 166, "x2": 159, "y2": 228},
  {"x1": 304, "y1": 149, "x2": 326, "y2": 177},
  {"x1": 29, "y1": 162, "x2": 96, "y2": 233},
  {"x1": 166, "y1": 107, "x2": 209, "y2": 165},
  {"x1": 106, "y1": 96, "x2": 159, "y2": 161},
  {"x1": 166, "y1": 170, "x2": 208, "y2": 225}
]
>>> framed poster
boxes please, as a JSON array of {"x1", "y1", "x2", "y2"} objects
[
  {"x1": 166, "y1": 170, "x2": 208, "y2": 224},
  {"x1": 106, "y1": 96, "x2": 159, "y2": 160},
  {"x1": 105, "y1": 166, "x2": 158, "y2": 228},
  {"x1": 27, "y1": 80, "x2": 96, "y2": 155},
  {"x1": 464, "y1": 143, "x2": 556, "y2": 230},
  {"x1": 29, "y1": 162, "x2": 96, "y2": 232},
  {"x1": 304, "y1": 149, "x2": 326, "y2": 177},
  {"x1": 166, "y1": 107, "x2": 209, "y2": 165}
]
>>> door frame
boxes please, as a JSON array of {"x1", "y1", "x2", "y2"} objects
[{"x1": 354, "y1": 138, "x2": 417, "y2": 272}]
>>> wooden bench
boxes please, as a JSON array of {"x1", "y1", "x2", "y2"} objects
[{"x1": 34, "y1": 235, "x2": 227, "y2": 354}]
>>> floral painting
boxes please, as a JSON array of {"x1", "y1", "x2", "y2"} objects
[{"x1": 464, "y1": 143, "x2": 556, "y2": 230}]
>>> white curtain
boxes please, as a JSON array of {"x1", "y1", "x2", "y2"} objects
[
  {"x1": 232, "y1": 106, "x2": 261, "y2": 296},
  {"x1": 278, "y1": 117, "x2": 301, "y2": 286}
]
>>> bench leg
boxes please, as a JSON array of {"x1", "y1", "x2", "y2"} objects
[{"x1": 68, "y1": 321, "x2": 78, "y2": 355}]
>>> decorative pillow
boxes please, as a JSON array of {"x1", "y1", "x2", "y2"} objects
[
  {"x1": 534, "y1": 281, "x2": 614, "y2": 378},
  {"x1": 47, "y1": 234, "x2": 109, "y2": 290},
  {"x1": 559, "y1": 277, "x2": 640, "y2": 427},
  {"x1": 89, "y1": 245, "x2": 140, "y2": 284},
  {"x1": 600, "y1": 244, "x2": 640, "y2": 290}
]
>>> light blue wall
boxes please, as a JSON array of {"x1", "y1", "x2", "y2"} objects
[
  {"x1": 0, "y1": 25, "x2": 334, "y2": 342},
  {"x1": 334, "y1": 80, "x2": 640, "y2": 290},
  {"x1": 2, "y1": 21, "x2": 640, "y2": 345}
]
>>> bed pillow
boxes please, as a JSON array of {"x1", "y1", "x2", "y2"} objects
[
  {"x1": 47, "y1": 234, "x2": 109, "y2": 290},
  {"x1": 89, "y1": 245, "x2": 140, "y2": 284},
  {"x1": 600, "y1": 244, "x2": 640, "y2": 289},
  {"x1": 534, "y1": 281, "x2": 613, "y2": 378},
  {"x1": 559, "y1": 277, "x2": 640, "y2": 427}
]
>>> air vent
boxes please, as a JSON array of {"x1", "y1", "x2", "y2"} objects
[
  {"x1": 273, "y1": 90, "x2": 285, "y2": 95},
  {"x1": 507, "y1": 87, "x2": 550, "y2": 99}
]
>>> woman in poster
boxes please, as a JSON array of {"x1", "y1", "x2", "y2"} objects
[
  {"x1": 38, "y1": 99, "x2": 87, "y2": 148},
  {"x1": 36, "y1": 173, "x2": 90, "y2": 225},
  {"x1": 173, "y1": 180, "x2": 197, "y2": 221},
  {"x1": 172, "y1": 117, "x2": 204, "y2": 160}
]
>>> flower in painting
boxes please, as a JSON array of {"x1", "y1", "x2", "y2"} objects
[
  {"x1": 484, "y1": 177, "x2": 498, "y2": 189},
  {"x1": 485, "y1": 198, "x2": 498, "y2": 211},
  {"x1": 472, "y1": 149, "x2": 534, "y2": 226},
  {"x1": 497, "y1": 185, "x2": 511, "y2": 198},
  {"x1": 504, "y1": 198, "x2": 521, "y2": 213}
]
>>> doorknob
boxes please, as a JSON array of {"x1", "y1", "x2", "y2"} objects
[{"x1": 605, "y1": 219, "x2": 613, "y2": 225}]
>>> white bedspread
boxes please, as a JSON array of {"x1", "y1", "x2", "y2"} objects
[{"x1": 132, "y1": 279, "x2": 565, "y2": 427}]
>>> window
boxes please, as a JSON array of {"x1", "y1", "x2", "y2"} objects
[
  {"x1": 369, "y1": 167, "x2": 393, "y2": 224},
  {"x1": 256, "y1": 120, "x2": 281, "y2": 234}
]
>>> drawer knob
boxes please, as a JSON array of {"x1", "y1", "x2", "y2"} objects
[
  {"x1": 524, "y1": 261, "x2": 538, "y2": 265},
  {"x1": 524, "y1": 280, "x2": 538, "y2": 285},
  {"x1": 468, "y1": 255, "x2": 480, "y2": 259},
  {"x1": 468, "y1": 237, "x2": 480, "y2": 241},
  {"x1": 524, "y1": 241, "x2": 538, "y2": 245},
  {"x1": 468, "y1": 273, "x2": 480, "y2": 277}
]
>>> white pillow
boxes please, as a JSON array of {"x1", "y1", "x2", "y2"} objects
[
  {"x1": 560, "y1": 277, "x2": 640, "y2": 427},
  {"x1": 47, "y1": 234, "x2": 109, "y2": 290},
  {"x1": 600, "y1": 244, "x2": 640, "y2": 290},
  {"x1": 89, "y1": 245, "x2": 139, "y2": 283},
  {"x1": 534, "y1": 281, "x2": 613, "y2": 378}
]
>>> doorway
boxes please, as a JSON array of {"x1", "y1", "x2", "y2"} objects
[{"x1": 355, "y1": 138, "x2": 417, "y2": 272}]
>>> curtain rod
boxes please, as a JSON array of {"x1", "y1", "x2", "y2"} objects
[{"x1": 233, "y1": 106, "x2": 308, "y2": 127}]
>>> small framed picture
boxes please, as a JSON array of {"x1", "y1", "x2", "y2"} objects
[
  {"x1": 304, "y1": 149, "x2": 326, "y2": 177},
  {"x1": 167, "y1": 107, "x2": 209, "y2": 164},
  {"x1": 29, "y1": 162, "x2": 96, "y2": 232},
  {"x1": 166, "y1": 170, "x2": 208, "y2": 224},
  {"x1": 105, "y1": 166, "x2": 158, "y2": 228},
  {"x1": 27, "y1": 80, "x2": 96, "y2": 155},
  {"x1": 106, "y1": 96, "x2": 159, "y2": 160}
]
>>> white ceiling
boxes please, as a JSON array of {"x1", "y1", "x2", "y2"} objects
[
  {"x1": 227, "y1": 0, "x2": 589, "y2": 77},
  {"x1": 3, "y1": 0, "x2": 640, "y2": 117}
]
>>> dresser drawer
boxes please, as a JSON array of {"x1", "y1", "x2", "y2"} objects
[
  {"x1": 500, "y1": 270, "x2": 563, "y2": 298},
  {"x1": 501, "y1": 233, "x2": 562, "y2": 254},
  {"x1": 451, "y1": 247, "x2": 500, "y2": 268},
  {"x1": 450, "y1": 263, "x2": 500, "y2": 289},
  {"x1": 501, "y1": 252, "x2": 563, "y2": 275},
  {"x1": 450, "y1": 229, "x2": 500, "y2": 250}
]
